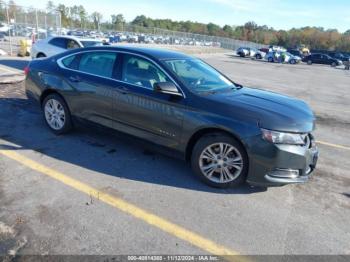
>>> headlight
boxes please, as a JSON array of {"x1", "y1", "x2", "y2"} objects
[{"x1": 261, "y1": 128, "x2": 306, "y2": 145}]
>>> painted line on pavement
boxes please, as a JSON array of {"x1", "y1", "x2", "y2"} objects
[
  {"x1": 0, "y1": 148, "x2": 244, "y2": 259},
  {"x1": 317, "y1": 140, "x2": 350, "y2": 151}
]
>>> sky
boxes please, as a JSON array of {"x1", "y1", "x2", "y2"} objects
[{"x1": 12, "y1": 0, "x2": 350, "y2": 32}]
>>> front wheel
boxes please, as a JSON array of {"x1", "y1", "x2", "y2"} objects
[
  {"x1": 290, "y1": 59, "x2": 296, "y2": 64},
  {"x1": 42, "y1": 94, "x2": 73, "y2": 135},
  {"x1": 191, "y1": 133, "x2": 248, "y2": 188},
  {"x1": 331, "y1": 62, "x2": 336, "y2": 67}
]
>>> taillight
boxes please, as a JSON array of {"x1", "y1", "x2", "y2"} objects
[{"x1": 24, "y1": 66, "x2": 29, "y2": 76}]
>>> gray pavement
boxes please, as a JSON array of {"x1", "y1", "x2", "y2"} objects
[
  {"x1": 0, "y1": 53, "x2": 349, "y2": 258},
  {"x1": 0, "y1": 57, "x2": 27, "y2": 84}
]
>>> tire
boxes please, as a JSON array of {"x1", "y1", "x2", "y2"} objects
[
  {"x1": 256, "y1": 54, "x2": 262, "y2": 60},
  {"x1": 290, "y1": 59, "x2": 296, "y2": 64},
  {"x1": 331, "y1": 62, "x2": 336, "y2": 67},
  {"x1": 268, "y1": 57, "x2": 273, "y2": 63},
  {"x1": 191, "y1": 133, "x2": 248, "y2": 188},
  {"x1": 37, "y1": 53, "x2": 46, "y2": 58},
  {"x1": 307, "y1": 60, "x2": 312, "y2": 65},
  {"x1": 239, "y1": 53, "x2": 245, "y2": 58},
  {"x1": 42, "y1": 94, "x2": 73, "y2": 135}
]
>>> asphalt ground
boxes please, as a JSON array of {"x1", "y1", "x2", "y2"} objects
[{"x1": 0, "y1": 53, "x2": 349, "y2": 260}]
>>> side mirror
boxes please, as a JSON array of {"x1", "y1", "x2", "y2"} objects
[{"x1": 154, "y1": 82, "x2": 182, "y2": 97}]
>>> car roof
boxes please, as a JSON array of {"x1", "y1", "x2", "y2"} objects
[
  {"x1": 63, "y1": 45, "x2": 192, "y2": 60},
  {"x1": 49, "y1": 35, "x2": 101, "y2": 42}
]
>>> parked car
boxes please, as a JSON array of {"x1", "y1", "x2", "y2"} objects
[
  {"x1": 236, "y1": 47, "x2": 265, "y2": 59},
  {"x1": 0, "y1": 32, "x2": 6, "y2": 42},
  {"x1": 265, "y1": 51, "x2": 299, "y2": 64},
  {"x1": 265, "y1": 51, "x2": 280, "y2": 62},
  {"x1": 268, "y1": 45, "x2": 286, "y2": 52},
  {"x1": 31, "y1": 36, "x2": 103, "y2": 59},
  {"x1": 328, "y1": 52, "x2": 350, "y2": 62},
  {"x1": 283, "y1": 52, "x2": 302, "y2": 64},
  {"x1": 236, "y1": 47, "x2": 256, "y2": 58},
  {"x1": 288, "y1": 49, "x2": 304, "y2": 58},
  {"x1": 302, "y1": 53, "x2": 342, "y2": 67},
  {"x1": 0, "y1": 23, "x2": 10, "y2": 34},
  {"x1": 25, "y1": 46, "x2": 318, "y2": 188},
  {"x1": 252, "y1": 48, "x2": 266, "y2": 59},
  {"x1": 259, "y1": 48, "x2": 269, "y2": 54}
]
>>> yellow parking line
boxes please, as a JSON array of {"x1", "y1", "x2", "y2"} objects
[
  {"x1": 316, "y1": 141, "x2": 350, "y2": 151},
  {"x1": 0, "y1": 149, "x2": 242, "y2": 258}
]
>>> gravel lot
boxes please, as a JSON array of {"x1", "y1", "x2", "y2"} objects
[{"x1": 0, "y1": 52, "x2": 349, "y2": 259}]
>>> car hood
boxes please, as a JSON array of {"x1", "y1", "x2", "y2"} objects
[{"x1": 207, "y1": 87, "x2": 315, "y2": 133}]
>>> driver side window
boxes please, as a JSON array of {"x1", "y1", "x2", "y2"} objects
[{"x1": 122, "y1": 55, "x2": 170, "y2": 89}]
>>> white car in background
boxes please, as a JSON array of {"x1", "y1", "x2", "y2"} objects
[
  {"x1": 236, "y1": 47, "x2": 266, "y2": 59},
  {"x1": 31, "y1": 36, "x2": 103, "y2": 59},
  {"x1": 0, "y1": 23, "x2": 10, "y2": 33}
]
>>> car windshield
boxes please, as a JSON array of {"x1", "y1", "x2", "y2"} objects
[
  {"x1": 80, "y1": 41, "x2": 103, "y2": 47},
  {"x1": 164, "y1": 58, "x2": 235, "y2": 92}
]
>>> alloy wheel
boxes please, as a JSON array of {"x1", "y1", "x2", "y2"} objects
[
  {"x1": 44, "y1": 99, "x2": 66, "y2": 130},
  {"x1": 199, "y1": 143, "x2": 243, "y2": 183}
]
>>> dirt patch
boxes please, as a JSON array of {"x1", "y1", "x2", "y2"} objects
[{"x1": 0, "y1": 221, "x2": 27, "y2": 260}]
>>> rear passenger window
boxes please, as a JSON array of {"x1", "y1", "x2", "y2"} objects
[
  {"x1": 49, "y1": 38, "x2": 68, "y2": 49},
  {"x1": 61, "y1": 55, "x2": 77, "y2": 69},
  {"x1": 78, "y1": 52, "x2": 117, "y2": 78}
]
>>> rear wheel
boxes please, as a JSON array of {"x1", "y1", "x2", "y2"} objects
[
  {"x1": 37, "y1": 53, "x2": 46, "y2": 58},
  {"x1": 307, "y1": 60, "x2": 312, "y2": 65},
  {"x1": 42, "y1": 94, "x2": 72, "y2": 135},
  {"x1": 256, "y1": 54, "x2": 262, "y2": 59},
  {"x1": 191, "y1": 133, "x2": 248, "y2": 188},
  {"x1": 290, "y1": 59, "x2": 296, "y2": 64},
  {"x1": 331, "y1": 62, "x2": 336, "y2": 67}
]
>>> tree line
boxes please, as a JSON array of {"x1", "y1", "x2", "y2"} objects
[{"x1": 1, "y1": 1, "x2": 350, "y2": 52}]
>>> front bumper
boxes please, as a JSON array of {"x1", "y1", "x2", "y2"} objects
[{"x1": 245, "y1": 135, "x2": 319, "y2": 187}]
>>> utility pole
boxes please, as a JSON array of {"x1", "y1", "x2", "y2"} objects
[
  {"x1": 35, "y1": 8, "x2": 39, "y2": 39},
  {"x1": 5, "y1": 3, "x2": 13, "y2": 56}
]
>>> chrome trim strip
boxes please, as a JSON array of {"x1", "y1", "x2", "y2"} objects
[
  {"x1": 264, "y1": 174, "x2": 310, "y2": 184},
  {"x1": 56, "y1": 49, "x2": 186, "y2": 98}
]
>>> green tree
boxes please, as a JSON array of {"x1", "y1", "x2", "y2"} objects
[
  {"x1": 0, "y1": 2, "x2": 6, "y2": 22},
  {"x1": 78, "y1": 5, "x2": 87, "y2": 28},
  {"x1": 111, "y1": 14, "x2": 125, "y2": 31},
  {"x1": 46, "y1": 1, "x2": 56, "y2": 13},
  {"x1": 207, "y1": 23, "x2": 221, "y2": 36},
  {"x1": 91, "y1": 11, "x2": 102, "y2": 30},
  {"x1": 57, "y1": 4, "x2": 70, "y2": 27}
]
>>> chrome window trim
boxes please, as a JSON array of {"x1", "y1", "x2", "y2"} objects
[{"x1": 56, "y1": 49, "x2": 186, "y2": 98}]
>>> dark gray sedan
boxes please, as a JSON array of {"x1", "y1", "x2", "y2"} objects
[{"x1": 25, "y1": 46, "x2": 318, "y2": 188}]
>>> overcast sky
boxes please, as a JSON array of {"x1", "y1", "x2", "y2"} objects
[{"x1": 12, "y1": 0, "x2": 350, "y2": 32}]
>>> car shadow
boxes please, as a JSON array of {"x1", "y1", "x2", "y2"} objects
[
  {"x1": 0, "y1": 96, "x2": 268, "y2": 195},
  {"x1": 0, "y1": 59, "x2": 29, "y2": 71}
]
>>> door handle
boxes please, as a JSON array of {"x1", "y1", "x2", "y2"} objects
[{"x1": 68, "y1": 76, "x2": 81, "y2": 82}]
